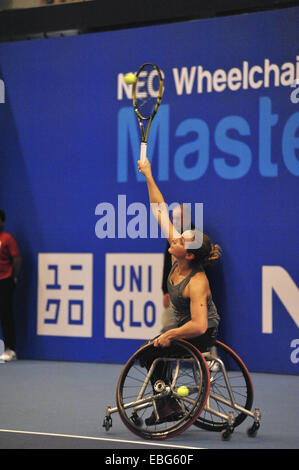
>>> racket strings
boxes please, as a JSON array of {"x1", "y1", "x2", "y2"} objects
[
  {"x1": 135, "y1": 65, "x2": 162, "y2": 119},
  {"x1": 136, "y1": 94, "x2": 156, "y2": 118}
]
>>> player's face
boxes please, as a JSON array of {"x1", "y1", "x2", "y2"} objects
[
  {"x1": 168, "y1": 231, "x2": 195, "y2": 259},
  {"x1": 169, "y1": 236, "x2": 186, "y2": 258}
]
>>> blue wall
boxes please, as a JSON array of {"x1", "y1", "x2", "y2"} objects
[{"x1": 0, "y1": 7, "x2": 298, "y2": 373}]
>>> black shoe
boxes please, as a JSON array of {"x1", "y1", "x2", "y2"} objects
[
  {"x1": 145, "y1": 411, "x2": 184, "y2": 426},
  {"x1": 145, "y1": 398, "x2": 183, "y2": 426}
]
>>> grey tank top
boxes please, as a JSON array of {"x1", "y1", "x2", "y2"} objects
[{"x1": 167, "y1": 261, "x2": 220, "y2": 329}]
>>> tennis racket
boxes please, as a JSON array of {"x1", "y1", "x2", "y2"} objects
[{"x1": 132, "y1": 63, "x2": 164, "y2": 163}]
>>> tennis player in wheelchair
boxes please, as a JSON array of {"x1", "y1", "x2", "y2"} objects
[{"x1": 137, "y1": 157, "x2": 222, "y2": 426}]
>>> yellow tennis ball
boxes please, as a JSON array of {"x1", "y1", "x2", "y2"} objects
[
  {"x1": 124, "y1": 72, "x2": 137, "y2": 84},
  {"x1": 177, "y1": 385, "x2": 189, "y2": 397}
]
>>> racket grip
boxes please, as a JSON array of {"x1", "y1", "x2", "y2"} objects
[{"x1": 140, "y1": 142, "x2": 147, "y2": 163}]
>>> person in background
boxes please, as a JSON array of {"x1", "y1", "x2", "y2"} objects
[{"x1": 0, "y1": 209, "x2": 21, "y2": 362}]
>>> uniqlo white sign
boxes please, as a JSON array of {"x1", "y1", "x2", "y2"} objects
[
  {"x1": 105, "y1": 253, "x2": 163, "y2": 339},
  {"x1": 37, "y1": 253, "x2": 93, "y2": 337}
]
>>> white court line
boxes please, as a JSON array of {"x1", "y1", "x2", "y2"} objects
[{"x1": 0, "y1": 429, "x2": 204, "y2": 449}]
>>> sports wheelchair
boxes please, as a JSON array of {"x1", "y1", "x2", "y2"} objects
[{"x1": 102, "y1": 339, "x2": 261, "y2": 441}]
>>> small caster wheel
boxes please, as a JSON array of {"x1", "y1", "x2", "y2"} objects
[
  {"x1": 221, "y1": 411, "x2": 234, "y2": 440},
  {"x1": 103, "y1": 415, "x2": 112, "y2": 431},
  {"x1": 247, "y1": 422, "x2": 260, "y2": 438},
  {"x1": 221, "y1": 428, "x2": 233, "y2": 441},
  {"x1": 131, "y1": 412, "x2": 143, "y2": 427}
]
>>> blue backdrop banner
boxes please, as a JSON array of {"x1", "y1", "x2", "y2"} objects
[{"x1": 0, "y1": 7, "x2": 298, "y2": 373}]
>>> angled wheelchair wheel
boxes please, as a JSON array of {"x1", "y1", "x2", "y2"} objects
[
  {"x1": 194, "y1": 341, "x2": 254, "y2": 432},
  {"x1": 116, "y1": 339, "x2": 210, "y2": 440}
]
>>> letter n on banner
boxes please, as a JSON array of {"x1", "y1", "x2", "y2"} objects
[{"x1": 262, "y1": 266, "x2": 299, "y2": 333}]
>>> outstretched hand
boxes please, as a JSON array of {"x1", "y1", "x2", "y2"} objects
[{"x1": 137, "y1": 157, "x2": 152, "y2": 179}]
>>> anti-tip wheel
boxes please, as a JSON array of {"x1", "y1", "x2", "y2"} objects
[
  {"x1": 247, "y1": 422, "x2": 260, "y2": 438},
  {"x1": 221, "y1": 428, "x2": 233, "y2": 441}
]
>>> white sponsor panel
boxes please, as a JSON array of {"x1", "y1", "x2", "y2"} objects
[
  {"x1": 105, "y1": 253, "x2": 163, "y2": 339},
  {"x1": 262, "y1": 266, "x2": 299, "y2": 334},
  {"x1": 37, "y1": 253, "x2": 93, "y2": 337}
]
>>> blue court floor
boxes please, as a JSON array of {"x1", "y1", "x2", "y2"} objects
[{"x1": 0, "y1": 359, "x2": 298, "y2": 450}]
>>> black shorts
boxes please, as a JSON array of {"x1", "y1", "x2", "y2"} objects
[
  {"x1": 185, "y1": 327, "x2": 217, "y2": 353},
  {"x1": 141, "y1": 327, "x2": 217, "y2": 388}
]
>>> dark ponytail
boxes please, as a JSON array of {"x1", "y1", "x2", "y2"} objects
[{"x1": 187, "y1": 232, "x2": 222, "y2": 268}]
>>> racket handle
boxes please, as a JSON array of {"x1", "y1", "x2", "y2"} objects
[{"x1": 140, "y1": 142, "x2": 147, "y2": 163}]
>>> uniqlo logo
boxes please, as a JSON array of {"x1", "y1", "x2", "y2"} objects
[
  {"x1": 37, "y1": 253, "x2": 93, "y2": 337},
  {"x1": 105, "y1": 253, "x2": 163, "y2": 339}
]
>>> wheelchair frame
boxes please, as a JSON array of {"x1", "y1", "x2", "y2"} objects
[
  {"x1": 200, "y1": 343, "x2": 261, "y2": 438},
  {"x1": 102, "y1": 339, "x2": 261, "y2": 441}
]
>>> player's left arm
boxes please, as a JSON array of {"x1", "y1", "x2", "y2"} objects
[{"x1": 154, "y1": 274, "x2": 209, "y2": 347}]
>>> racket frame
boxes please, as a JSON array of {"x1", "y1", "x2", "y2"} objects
[{"x1": 132, "y1": 63, "x2": 164, "y2": 162}]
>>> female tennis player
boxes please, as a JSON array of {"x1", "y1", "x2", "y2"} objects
[
  {"x1": 138, "y1": 157, "x2": 221, "y2": 425},
  {"x1": 138, "y1": 157, "x2": 221, "y2": 351}
]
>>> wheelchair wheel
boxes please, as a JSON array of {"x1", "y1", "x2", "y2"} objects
[
  {"x1": 116, "y1": 339, "x2": 210, "y2": 440},
  {"x1": 193, "y1": 341, "x2": 254, "y2": 432}
]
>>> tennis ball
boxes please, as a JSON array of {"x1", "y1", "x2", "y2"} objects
[
  {"x1": 124, "y1": 72, "x2": 137, "y2": 84},
  {"x1": 177, "y1": 385, "x2": 189, "y2": 397}
]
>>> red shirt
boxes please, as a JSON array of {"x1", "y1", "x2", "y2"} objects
[{"x1": 0, "y1": 231, "x2": 20, "y2": 280}]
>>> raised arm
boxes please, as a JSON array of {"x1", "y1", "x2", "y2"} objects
[{"x1": 138, "y1": 158, "x2": 180, "y2": 244}]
